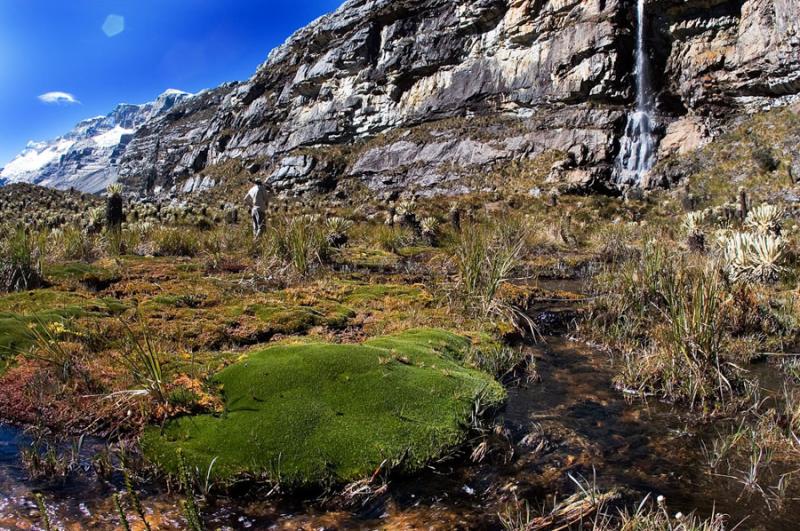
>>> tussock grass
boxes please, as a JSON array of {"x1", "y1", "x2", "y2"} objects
[
  {"x1": 453, "y1": 222, "x2": 525, "y2": 315},
  {"x1": 591, "y1": 242, "x2": 748, "y2": 408},
  {"x1": 374, "y1": 224, "x2": 416, "y2": 254},
  {"x1": 617, "y1": 495, "x2": 728, "y2": 530},
  {"x1": 464, "y1": 344, "x2": 537, "y2": 382},
  {"x1": 266, "y1": 214, "x2": 331, "y2": 276},
  {"x1": 0, "y1": 225, "x2": 45, "y2": 292},
  {"x1": 153, "y1": 227, "x2": 201, "y2": 257},
  {"x1": 54, "y1": 224, "x2": 96, "y2": 262},
  {"x1": 119, "y1": 312, "x2": 166, "y2": 402},
  {"x1": 200, "y1": 224, "x2": 255, "y2": 269},
  {"x1": 21, "y1": 317, "x2": 81, "y2": 382}
]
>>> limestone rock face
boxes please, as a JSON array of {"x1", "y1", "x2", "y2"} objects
[
  {"x1": 658, "y1": 116, "x2": 710, "y2": 158},
  {"x1": 6, "y1": 0, "x2": 800, "y2": 196},
  {"x1": 132, "y1": 0, "x2": 794, "y2": 194},
  {"x1": 117, "y1": 85, "x2": 236, "y2": 194},
  {"x1": 660, "y1": 0, "x2": 800, "y2": 114},
  {"x1": 121, "y1": 0, "x2": 633, "y2": 193}
]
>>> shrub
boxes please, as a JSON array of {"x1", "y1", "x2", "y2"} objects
[
  {"x1": 745, "y1": 204, "x2": 784, "y2": 235},
  {"x1": 420, "y1": 217, "x2": 440, "y2": 245},
  {"x1": 683, "y1": 211, "x2": 708, "y2": 236},
  {"x1": 682, "y1": 212, "x2": 709, "y2": 252},
  {"x1": 87, "y1": 206, "x2": 105, "y2": 234},
  {"x1": 106, "y1": 183, "x2": 125, "y2": 230},
  {"x1": 324, "y1": 216, "x2": 353, "y2": 248},
  {"x1": 722, "y1": 232, "x2": 786, "y2": 284}
]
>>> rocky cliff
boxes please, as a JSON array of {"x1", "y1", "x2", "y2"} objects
[
  {"x1": 7, "y1": 0, "x2": 800, "y2": 196},
  {"x1": 122, "y1": 0, "x2": 799, "y2": 196}
]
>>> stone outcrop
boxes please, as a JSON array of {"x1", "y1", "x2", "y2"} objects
[
  {"x1": 145, "y1": 0, "x2": 800, "y2": 195},
  {"x1": 123, "y1": 0, "x2": 635, "y2": 194},
  {"x1": 6, "y1": 0, "x2": 800, "y2": 196},
  {"x1": 659, "y1": 0, "x2": 800, "y2": 114}
]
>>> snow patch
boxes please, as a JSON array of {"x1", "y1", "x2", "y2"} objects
[
  {"x1": 162, "y1": 88, "x2": 190, "y2": 97},
  {"x1": 93, "y1": 125, "x2": 134, "y2": 148},
  {"x1": 0, "y1": 139, "x2": 75, "y2": 180}
]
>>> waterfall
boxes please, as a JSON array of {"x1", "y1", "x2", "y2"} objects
[{"x1": 614, "y1": 0, "x2": 658, "y2": 186}]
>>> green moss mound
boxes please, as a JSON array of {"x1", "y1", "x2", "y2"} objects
[
  {"x1": 141, "y1": 328, "x2": 505, "y2": 487},
  {"x1": 44, "y1": 262, "x2": 119, "y2": 288},
  {"x1": 247, "y1": 302, "x2": 354, "y2": 333},
  {"x1": 0, "y1": 290, "x2": 126, "y2": 373}
]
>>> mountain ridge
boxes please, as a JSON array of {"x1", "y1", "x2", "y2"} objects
[
  {"x1": 115, "y1": 0, "x2": 800, "y2": 196},
  {"x1": 0, "y1": 89, "x2": 193, "y2": 193}
]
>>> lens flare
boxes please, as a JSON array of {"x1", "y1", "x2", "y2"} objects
[{"x1": 102, "y1": 14, "x2": 125, "y2": 37}]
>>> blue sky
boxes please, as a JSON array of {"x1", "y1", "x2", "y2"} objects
[{"x1": 0, "y1": 0, "x2": 343, "y2": 167}]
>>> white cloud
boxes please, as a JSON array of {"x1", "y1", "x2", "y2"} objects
[{"x1": 38, "y1": 92, "x2": 80, "y2": 105}]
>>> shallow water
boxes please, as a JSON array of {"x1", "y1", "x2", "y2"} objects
[{"x1": 2, "y1": 338, "x2": 800, "y2": 529}]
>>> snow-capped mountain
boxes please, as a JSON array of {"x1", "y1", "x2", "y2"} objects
[{"x1": 0, "y1": 89, "x2": 192, "y2": 193}]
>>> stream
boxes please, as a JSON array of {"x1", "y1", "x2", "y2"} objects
[{"x1": 2, "y1": 335, "x2": 800, "y2": 529}]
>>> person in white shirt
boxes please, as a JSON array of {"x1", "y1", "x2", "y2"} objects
[{"x1": 244, "y1": 179, "x2": 271, "y2": 238}]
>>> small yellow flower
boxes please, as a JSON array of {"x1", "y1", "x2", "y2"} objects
[{"x1": 47, "y1": 322, "x2": 67, "y2": 335}]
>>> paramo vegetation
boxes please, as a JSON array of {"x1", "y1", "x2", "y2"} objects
[{"x1": 1, "y1": 105, "x2": 800, "y2": 528}]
